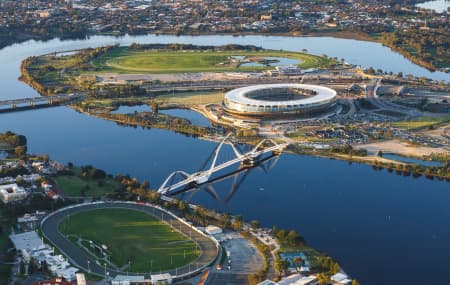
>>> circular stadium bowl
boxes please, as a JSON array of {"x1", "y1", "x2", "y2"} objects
[{"x1": 223, "y1": 83, "x2": 337, "y2": 117}]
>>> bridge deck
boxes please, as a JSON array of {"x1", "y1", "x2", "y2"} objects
[{"x1": 159, "y1": 144, "x2": 286, "y2": 194}]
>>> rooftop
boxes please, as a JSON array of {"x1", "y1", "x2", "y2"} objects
[{"x1": 224, "y1": 84, "x2": 337, "y2": 106}]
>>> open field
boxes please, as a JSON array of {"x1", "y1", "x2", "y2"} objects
[
  {"x1": 59, "y1": 208, "x2": 199, "y2": 272},
  {"x1": 156, "y1": 91, "x2": 224, "y2": 106},
  {"x1": 392, "y1": 116, "x2": 450, "y2": 130},
  {"x1": 356, "y1": 139, "x2": 449, "y2": 157},
  {"x1": 54, "y1": 168, "x2": 120, "y2": 197},
  {"x1": 93, "y1": 47, "x2": 334, "y2": 74}
]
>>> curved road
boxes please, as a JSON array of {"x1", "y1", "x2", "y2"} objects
[{"x1": 40, "y1": 201, "x2": 218, "y2": 279}]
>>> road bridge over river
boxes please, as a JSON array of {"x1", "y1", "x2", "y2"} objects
[{"x1": 0, "y1": 93, "x2": 84, "y2": 113}]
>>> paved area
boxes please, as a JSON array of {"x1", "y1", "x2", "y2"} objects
[{"x1": 207, "y1": 232, "x2": 264, "y2": 285}]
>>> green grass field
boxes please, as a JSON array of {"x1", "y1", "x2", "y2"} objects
[
  {"x1": 54, "y1": 168, "x2": 120, "y2": 197},
  {"x1": 93, "y1": 47, "x2": 334, "y2": 74},
  {"x1": 392, "y1": 116, "x2": 450, "y2": 130},
  {"x1": 59, "y1": 208, "x2": 199, "y2": 272}
]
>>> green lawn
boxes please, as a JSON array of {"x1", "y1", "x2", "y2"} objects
[
  {"x1": 392, "y1": 116, "x2": 450, "y2": 130},
  {"x1": 59, "y1": 208, "x2": 198, "y2": 272},
  {"x1": 93, "y1": 47, "x2": 334, "y2": 74},
  {"x1": 54, "y1": 170, "x2": 120, "y2": 197}
]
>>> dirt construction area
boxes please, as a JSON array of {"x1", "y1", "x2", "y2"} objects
[{"x1": 357, "y1": 139, "x2": 449, "y2": 157}]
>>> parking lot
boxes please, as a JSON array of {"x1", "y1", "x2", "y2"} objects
[{"x1": 207, "y1": 232, "x2": 264, "y2": 285}]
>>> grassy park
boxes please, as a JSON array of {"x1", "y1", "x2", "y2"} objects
[
  {"x1": 392, "y1": 116, "x2": 450, "y2": 130},
  {"x1": 59, "y1": 208, "x2": 199, "y2": 272},
  {"x1": 93, "y1": 47, "x2": 335, "y2": 73},
  {"x1": 54, "y1": 167, "x2": 120, "y2": 197}
]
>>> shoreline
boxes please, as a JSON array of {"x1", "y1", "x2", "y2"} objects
[{"x1": 6, "y1": 30, "x2": 449, "y2": 73}]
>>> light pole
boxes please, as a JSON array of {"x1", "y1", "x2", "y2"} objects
[{"x1": 87, "y1": 260, "x2": 90, "y2": 273}]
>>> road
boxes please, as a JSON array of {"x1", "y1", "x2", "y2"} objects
[{"x1": 40, "y1": 201, "x2": 218, "y2": 279}]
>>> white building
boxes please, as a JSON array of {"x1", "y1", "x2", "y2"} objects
[
  {"x1": 331, "y1": 272, "x2": 352, "y2": 285},
  {"x1": 0, "y1": 183, "x2": 27, "y2": 203},
  {"x1": 9, "y1": 231, "x2": 79, "y2": 280},
  {"x1": 205, "y1": 225, "x2": 222, "y2": 235},
  {"x1": 9, "y1": 231, "x2": 45, "y2": 260},
  {"x1": 111, "y1": 275, "x2": 148, "y2": 285},
  {"x1": 151, "y1": 273, "x2": 172, "y2": 285},
  {"x1": 76, "y1": 273, "x2": 86, "y2": 285},
  {"x1": 259, "y1": 274, "x2": 318, "y2": 285}
]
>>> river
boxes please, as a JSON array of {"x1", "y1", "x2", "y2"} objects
[
  {"x1": 417, "y1": 0, "x2": 450, "y2": 13},
  {"x1": 0, "y1": 35, "x2": 450, "y2": 285},
  {"x1": 0, "y1": 34, "x2": 449, "y2": 101}
]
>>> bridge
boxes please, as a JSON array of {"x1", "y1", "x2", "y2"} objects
[
  {"x1": 0, "y1": 92, "x2": 85, "y2": 112},
  {"x1": 158, "y1": 134, "x2": 287, "y2": 195}
]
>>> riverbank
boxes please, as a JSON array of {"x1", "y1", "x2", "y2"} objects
[{"x1": 8, "y1": 28, "x2": 450, "y2": 74}]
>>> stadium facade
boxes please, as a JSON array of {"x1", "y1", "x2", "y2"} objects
[{"x1": 223, "y1": 83, "x2": 337, "y2": 116}]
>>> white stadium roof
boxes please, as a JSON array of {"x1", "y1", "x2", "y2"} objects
[{"x1": 224, "y1": 83, "x2": 336, "y2": 107}]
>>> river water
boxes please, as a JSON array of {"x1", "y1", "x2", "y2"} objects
[
  {"x1": 0, "y1": 35, "x2": 449, "y2": 285},
  {"x1": 417, "y1": 0, "x2": 450, "y2": 13}
]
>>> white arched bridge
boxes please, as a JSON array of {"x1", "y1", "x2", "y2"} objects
[{"x1": 158, "y1": 134, "x2": 288, "y2": 195}]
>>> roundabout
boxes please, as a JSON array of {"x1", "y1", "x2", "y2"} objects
[{"x1": 40, "y1": 201, "x2": 219, "y2": 279}]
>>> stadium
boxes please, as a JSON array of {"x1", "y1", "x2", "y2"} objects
[{"x1": 223, "y1": 83, "x2": 337, "y2": 117}]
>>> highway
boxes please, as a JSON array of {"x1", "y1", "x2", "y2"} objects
[{"x1": 40, "y1": 201, "x2": 218, "y2": 279}]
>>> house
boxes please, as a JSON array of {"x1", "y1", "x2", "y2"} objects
[{"x1": 0, "y1": 183, "x2": 27, "y2": 203}]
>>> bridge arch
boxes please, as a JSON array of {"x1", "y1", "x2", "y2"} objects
[{"x1": 158, "y1": 170, "x2": 191, "y2": 193}]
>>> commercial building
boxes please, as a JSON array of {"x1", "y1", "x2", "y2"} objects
[
  {"x1": 223, "y1": 84, "x2": 337, "y2": 117},
  {"x1": 9, "y1": 231, "x2": 79, "y2": 280},
  {"x1": 0, "y1": 183, "x2": 27, "y2": 203}
]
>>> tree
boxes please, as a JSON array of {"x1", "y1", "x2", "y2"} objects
[
  {"x1": 277, "y1": 229, "x2": 287, "y2": 240},
  {"x1": 272, "y1": 225, "x2": 279, "y2": 234},
  {"x1": 366, "y1": 67, "x2": 375, "y2": 75},
  {"x1": 14, "y1": 146, "x2": 27, "y2": 157},
  {"x1": 28, "y1": 257, "x2": 36, "y2": 274},
  {"x1": 317, "y1": 273, "x2": 329, "y2": 285},
  {"x1": 19, "y1": 260, "x2": 26, "y2": 275},
  {"x1": 293, "y1": 257, "x2": 303, "y2": 266},
  {"x1": 250, "y1": 220, "x2": 261, "y2": 228},
  {"x1": 274, "y1": 258, "x2": 288, "y2": 274}
]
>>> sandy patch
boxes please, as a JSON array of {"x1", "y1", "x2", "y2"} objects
[{"x1": 355, "y1": 139, "x2": 449, "y2": 157}]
